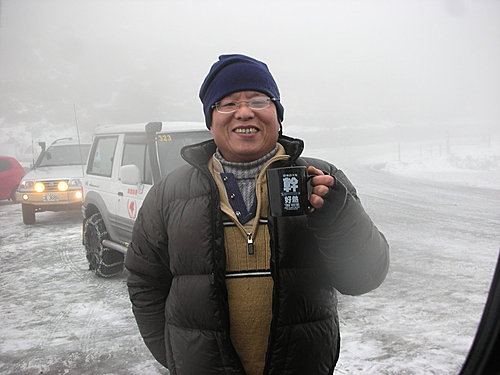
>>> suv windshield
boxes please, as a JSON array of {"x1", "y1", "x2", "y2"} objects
[
  {"x1": 157, "y1": 131, "x2": 210, "y2": 177},
  {"x1": 36, "y1": 144, "x2": 91, "y2": 167}
]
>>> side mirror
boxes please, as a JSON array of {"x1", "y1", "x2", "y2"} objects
[{"x1": 120, "y1": 164, "x2": 141, "y2": 185}]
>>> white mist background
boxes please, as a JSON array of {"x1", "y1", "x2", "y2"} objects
[{"x1": 1, "y1": 0, "x2": 499, "y2": 158}]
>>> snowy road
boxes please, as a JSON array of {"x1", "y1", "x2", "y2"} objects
[
  {"x1": 0, "y1": 166, "x2": 499, "y2": 375},
  {"x1": 0, "y1": 204, "x2": 166, "y2": 375},
  {"x1": 334, "y1": 166, "x2": 499, "y2": 374}
]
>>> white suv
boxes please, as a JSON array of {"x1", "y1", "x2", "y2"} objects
[
  {"x1": 82, "y1": 121, "x2": 210, "y2": 277},
  {"x1": 16, "y1": 138, "x2": 91, "y2": 225}
]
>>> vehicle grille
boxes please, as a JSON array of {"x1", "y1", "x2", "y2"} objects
[{"x1": 42, "y1": 180, "x2": 69, "y2": 192}]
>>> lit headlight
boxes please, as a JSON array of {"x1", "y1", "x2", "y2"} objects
[
  {"x1": 34, "y1": 182, "x2": 45, "y2": 193},
  {"x1": 57, "y1": 181, "x2": 69, "y2": 192}
]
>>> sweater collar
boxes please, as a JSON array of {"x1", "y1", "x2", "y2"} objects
[
  {"x1": 214, "y1": 145, "x2": 279, "y2": 176},
  {"x1": 181, "y1": 134, "x2": 304, "y2": 168}
]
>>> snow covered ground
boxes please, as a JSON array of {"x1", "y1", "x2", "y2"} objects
[
  {"x1": 310, "y1": 138, "x2": 500, "y2": 374},
  {"x1": 0, "y1": 136, "x2": 499, "y2": 375}
]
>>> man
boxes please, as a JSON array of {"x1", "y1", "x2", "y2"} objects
[{"x1": 126, "y1": 54, "x2": 389, "y2": 375}]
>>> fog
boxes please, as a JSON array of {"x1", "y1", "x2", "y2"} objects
[
  {"x1": 1, "y1": 0, "x2": 499, "y2": 154},
  {"x1": 1, "y1": 1, "x2": 499, "y2": 374}
]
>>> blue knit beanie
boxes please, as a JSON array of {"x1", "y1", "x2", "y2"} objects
[{"x1": 199, "y1": 54, "x2": 284, "y2": 129}]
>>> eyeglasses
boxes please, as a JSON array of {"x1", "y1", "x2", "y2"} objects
[{"x1": 211, "y1": 97, "x2": 279, "y2": 114}]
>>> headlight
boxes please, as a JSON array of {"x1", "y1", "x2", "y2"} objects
[
  {"x1": 68, "y1": 178, "x2": 82, "y2": 188},
  {"x1": 57, "y1": 181, "x2": 69, "y2": 191},
  {"x1": 20, "y1": 180, "x2": 35, "y2": 190},
  {"x1": 34, "y1": 182, "x2": 45, "y2": 193}
]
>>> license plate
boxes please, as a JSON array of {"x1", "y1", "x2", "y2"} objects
[{"x1": 43, "y1": 193, "x2": 59, "y2": 202}]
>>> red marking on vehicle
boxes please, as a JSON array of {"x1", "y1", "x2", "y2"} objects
[
  {"x1": 128, "y1": 200, "x2": 137, "y2": 219},
  {"x1": 128, "y1": 189, "x2": 138, "y2": 195}
]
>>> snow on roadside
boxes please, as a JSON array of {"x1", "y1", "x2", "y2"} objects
[
  {"x1": 305, "y1": 140, "x2": 500, "y2": 191},
  {"x1": 381, "y1": 145, "x2": 500, "y2": 190}
]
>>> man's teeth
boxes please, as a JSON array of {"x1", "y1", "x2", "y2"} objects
[{"x1": 235, "y1": 128, "x2": 258, "y2": 134}]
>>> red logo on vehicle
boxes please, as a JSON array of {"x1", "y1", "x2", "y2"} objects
[{"x1": 128, "y1": 200, "x2": 137, "y2": 219}]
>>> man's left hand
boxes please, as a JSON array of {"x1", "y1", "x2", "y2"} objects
[{"x1": 307, "y1": 166, "x2": 335, "y2": 211}]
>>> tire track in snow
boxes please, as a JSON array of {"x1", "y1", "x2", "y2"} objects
[
  {"x1": 35, "y1": 310, "x2": 71, "y2": 349},
  {"x1": 78, "y1": 304, "x2": 99, "y2": 364},
  {"x1": 57, "y1": 241, "x2": 126, "y2": 299}
]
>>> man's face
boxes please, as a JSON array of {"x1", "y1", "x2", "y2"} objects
[{"x1": 210, "y1": 91, "x2": 281, "y2": 163}]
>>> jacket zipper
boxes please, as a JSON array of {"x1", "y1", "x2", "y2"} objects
[
  {"x1": 261, "y1": 156, "x2": 297, "y2": 375},
  {"x1": 263, "y1": 215, "x2": 279, "y2": 375}
]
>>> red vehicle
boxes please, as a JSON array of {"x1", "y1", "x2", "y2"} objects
[{"x1": 0, "y1": 156, "x2": 25, "y2": 201}]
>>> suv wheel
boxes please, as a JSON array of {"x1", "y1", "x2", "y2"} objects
[
  {"x1": 22, "y1": 204, "x2": 36, "y2": 225},
  {"x1": 84, "y1": 213, "x2": 124, "y2": 277},
  {"x1": 10, "y1": 186, "x2": 19, "y2": 202}
]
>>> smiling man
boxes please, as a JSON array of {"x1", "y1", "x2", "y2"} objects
[
  {"x1": 126, "y1": 54, "x2": 390, "y2": 375},
  {"x1": 209, "y1": 91, "x2": 280, "y2": 163}
]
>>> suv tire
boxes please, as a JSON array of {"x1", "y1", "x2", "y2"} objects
[
  {"x1": 84, "y1": 213, "x2": 124, "y2": 277},
  {"x1": 10, "y1": 186, "x2": 19, "y2": 202},
  {"x1": 22, "y1": 204, "x2": 36, "y2": 225}
]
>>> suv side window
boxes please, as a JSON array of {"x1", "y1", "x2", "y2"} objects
[
  {"x1": 87, "y1": 136, "x2": 118, "y2": 177},
  {"x1": 121, "y1": 143, "x2": 152, "y2": 185}
]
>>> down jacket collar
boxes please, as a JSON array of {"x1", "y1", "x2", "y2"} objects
[{"x1": 181, "y1": 134, "x2": 305, "y2": 169}]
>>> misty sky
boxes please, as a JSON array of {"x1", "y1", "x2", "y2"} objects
[{"x1": 0, "y1": 0, "x2": 499, "y2": 137}]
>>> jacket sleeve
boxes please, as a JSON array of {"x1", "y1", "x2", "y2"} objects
[
  {"x1": 125, "y1": 181, "x2": 172, "y2": 368},
  {"x1": 308, "y1": 164, "x2": 390, "y2": 296}
]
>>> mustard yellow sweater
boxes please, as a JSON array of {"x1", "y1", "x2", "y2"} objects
[{"x1": 209, "y1": 146, "x2": 289, "y2": 375}]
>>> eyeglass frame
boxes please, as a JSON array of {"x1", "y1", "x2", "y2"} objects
[{"x1": 211, "y1": 96, "x2": 280, "y2": 114}]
